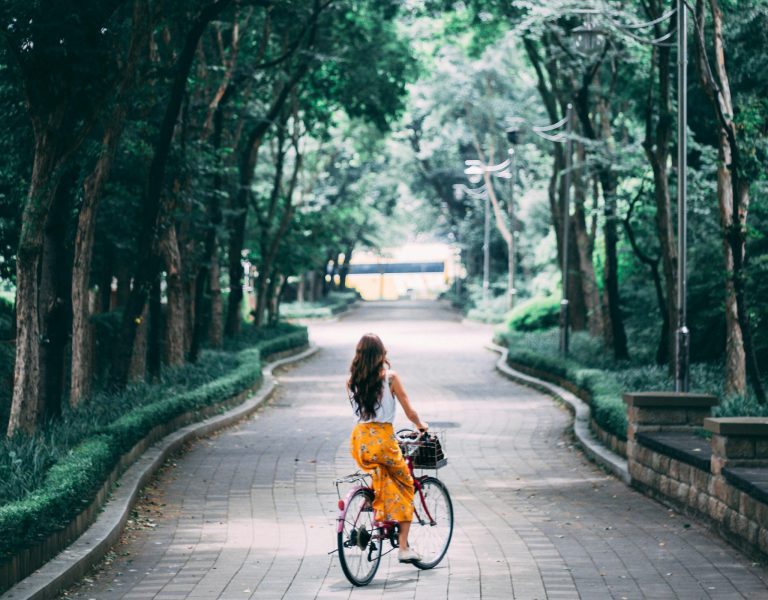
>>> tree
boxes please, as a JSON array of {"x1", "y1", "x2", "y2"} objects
[
  {"x1": 3, "y1": 0, "x2": 132, "y2": 435},
  {"x1": 693, "y1": 0, "x2": 766, "y2": 401},
  {"x1": 70, "y1": 0, "x2": 152, "y2": 404},
  {"x1": 109, "y1": 0, "x2": 235, "y2": 388}
]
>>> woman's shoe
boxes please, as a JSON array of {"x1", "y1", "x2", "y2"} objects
[{"x1": 398, "y1": 547, "x2": 422, "y2": 564}]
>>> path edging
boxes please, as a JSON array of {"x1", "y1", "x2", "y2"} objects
[
  {"x1": 487, "y1": 342, "x2": 630, "y2": 484},
  {"x1": 0, "y1": 344, "x2": 319, "y2": 600}
]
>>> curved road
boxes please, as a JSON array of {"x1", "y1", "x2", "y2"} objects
[{"x1": 61, "y1": 301, "x2": 768, "y2": 599}]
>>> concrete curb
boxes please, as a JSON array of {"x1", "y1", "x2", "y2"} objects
[
  {"x1": 1, "y1": 344, "x2": 320, "y2": 600},
  {"x1": 487, "y1": 343, "x2": 630, "y2": 485}
]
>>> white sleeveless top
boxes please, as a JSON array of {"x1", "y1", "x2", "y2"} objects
[{"x1": 354, "y1": 370, "x2": 396, "y2": 424}]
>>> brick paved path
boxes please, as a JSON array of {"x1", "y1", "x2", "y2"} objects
[{"x1": 61, "y1": 301, "x2": 768, "y2": 599}]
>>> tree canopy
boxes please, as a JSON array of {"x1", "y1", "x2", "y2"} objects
[{"x1": 1, "y1": 0, "x2": 768, "y2": 437}]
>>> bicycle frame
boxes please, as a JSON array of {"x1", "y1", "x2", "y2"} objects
[{"x1": 335, "y1": 455, "x2": 436, "y2": 537}]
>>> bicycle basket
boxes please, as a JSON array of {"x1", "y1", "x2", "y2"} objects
[{"x1": 412, "y1": 433, "x2": 447, "y2": 469}]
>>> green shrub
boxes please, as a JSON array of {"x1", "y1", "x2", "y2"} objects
[
  {"x1": 0, "y1": 325, "x2": 307, "y2": 561},
  {"x1": 714, "y1": 395, "x2": 768, "y2": 418},
  {"x1": 506, "y1": 296, "x2": 560, "y2": 331},
  {"x1": 280, "y1": 291, "x2": 357, "y2": 319},
  {"x1": 465, "y1": 293, "x2": 510, "y2": 324},
  {"x1": 499, "y1": 330, "x2": 628, "y2": 439},
  {"x1": 0, "y1": 436, "x2": 117, "y2": 553},
  {"x1": 495, "y1": 328, "x2": 768, "y2": 439}
]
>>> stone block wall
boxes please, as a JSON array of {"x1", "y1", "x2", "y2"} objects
[
  {"x1": 590, "y1": 417, "x2": 627, "y2": 457},
  {"x1": 624, "y1": 393, "x2": 768, "y2": 559}
]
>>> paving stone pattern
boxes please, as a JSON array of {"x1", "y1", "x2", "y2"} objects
[{"x1": 60, "y1": 301, "x2": 768, "y2": 599}]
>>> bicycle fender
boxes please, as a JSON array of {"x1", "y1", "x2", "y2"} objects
[{"x1": 337, "y1": 486, "x2": 366, "y2": 534}]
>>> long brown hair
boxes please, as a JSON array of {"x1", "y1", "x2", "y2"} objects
[{"x1": 348, "y1": 333, "x2": 390, "y2": 421}]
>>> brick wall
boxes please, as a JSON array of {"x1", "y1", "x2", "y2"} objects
[{"x1": 624, "y1": 393, "x2": 768, "y2": 559}]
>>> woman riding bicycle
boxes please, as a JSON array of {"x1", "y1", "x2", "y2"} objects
[{"x1": 347, "y1": 333, "x2": 428, "y2": 564}]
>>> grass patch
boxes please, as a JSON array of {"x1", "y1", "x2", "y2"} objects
[{"x1": 0, "y1": 323, "x2": 307, "y2": 561}]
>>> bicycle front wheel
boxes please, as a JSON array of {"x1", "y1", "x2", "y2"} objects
[
  {"x1": 337, "y1": 488, "x2": 382, "y2": 586},
  {"x1": 410, "y1": 476, "x2": 453, "y2": 569}
]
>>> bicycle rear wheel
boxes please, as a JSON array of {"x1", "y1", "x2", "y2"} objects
[
  {"x1": 337, "y1": 488, "x2": 382, "y2": 586},
  {"x1": 410, "y1": 476, "x2": 453, "y2": 569}
]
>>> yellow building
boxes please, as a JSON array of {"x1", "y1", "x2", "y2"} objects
[{"x1": 345, "y1": 242, "x2": 460, "y2": 301}]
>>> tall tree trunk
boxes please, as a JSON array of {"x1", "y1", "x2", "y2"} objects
[
  {"x1": 39, "y1": 174, "x2": 74, "y2": 421},
  {"x1": 8, "y1": 135, "x2": 64, "y2": 437},
  {"x1": 71, "y1": 173, "x2": 100, "y2": 405},
  {"x1": 716, "y1": 153, "x2": 746, "y2": 395},
  {"x1": 192, "y1": 98, "x2": 227, "y2": 359},
  {"x1": 224, "y1": 18, "x2": 320, "y2": 333},
  {"x1": 268, "y1": 273, "x2": 285, "y2": 325},
  {"x1": 209, "y1": 253, "x2": 223, "y2": 347},
  {"x1": 648, "y1": 153, "x2": 676, "y2": 366},
  {"x1": 147, "y1": 277, "x2": 162, "y2": 379},
  {"x1": 641, "y1": 8, "x2": 677, "y2": 370},
  {"x1": 111, "y1": 0, "x2": 233, "y2": 388},
  {"x1": 694, "y1": 0, "x2": 763, "y2": 399},
  {"x1": 731, "y1": 182, "x2": 764, "y2": 400},
  {"x1": 70, "y1": 0, "x2": 150, "y2": 405},
  {"x1": 548, "y1": 147, "x2": 588, "y2": 332},
  {"x1": 128, "y1": 303, "x2": 149, "y2": 382},
  {"x1": 159, "y1": 224, "x2": 185, "y2": 366},
  {"x1": 601, "y1": 182, "x2": 629, "y2": 360},
  {"x1": 225, "y1": 189, "x2": 247, "y2": 337},
  {"x1": 523, "y1": 39, "x2": 593, "y2": 332},
  {"x1": 254, "y1": 187, "x2": 297, "y2": 326},
  {"x1": 264, "y1": 271, "x2": 276, "y2": 325},
  {"x1": 339, "y1": 243, "x2": 354, "y2": 290},
  {"x1": 574, "y1": 86, "x2": 629, "y2": 359},
  {"x1": 572, "y1": 149, "x2": 603, "y2": 337}
]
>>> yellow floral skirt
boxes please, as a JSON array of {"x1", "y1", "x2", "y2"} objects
[{"x1": 350, "y1": 422, "x2": 414, "y2": 522}]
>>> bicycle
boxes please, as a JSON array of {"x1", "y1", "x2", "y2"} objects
[{"x1": 333, "y1": 429, "x2": 453, "y2": 587}]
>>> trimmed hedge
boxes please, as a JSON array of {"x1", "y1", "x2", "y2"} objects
[
  {"x1": 0, "y1": 327, "x2": 307, "y2": 561},
  {"x1": 280, "y1": 290, "x2": 358, "y2": 319},
  {"x1": 506, "y1": 296, "x2": 560, "y2": 331},
  {"x1": 499, "y1": 332, "x2": 628, "y2": 440}
]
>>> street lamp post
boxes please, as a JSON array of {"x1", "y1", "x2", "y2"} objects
[
  {"x1": 453, "y1": 183, "x2": 491, "y2": 305},
  {"x1": 525, "y1": 106, "x2": 575, "y2": 355},
  {"x1": 505, "y1": 127, "x2": 520, "y2": 311},
  {"x1": 465, "y1": 154, "x2": 516, "y2": 310},
  {"x1": 482, "y1": 191, "x2": 491, "y2": 305},
  {"x1": 559, "y1": 105, "x2": 574, "y2": 357},
  {"x1": 675, "y1": 0, "x2": 690, "y2": 392}
]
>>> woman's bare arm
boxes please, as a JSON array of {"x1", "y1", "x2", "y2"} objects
[{"x1": 390, "y1": 372, "x2": 427, "y2": 431}]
